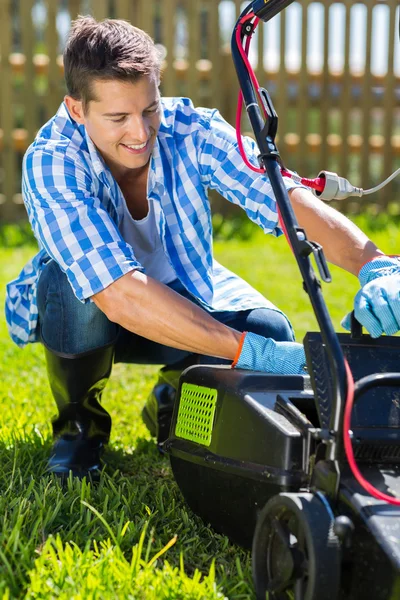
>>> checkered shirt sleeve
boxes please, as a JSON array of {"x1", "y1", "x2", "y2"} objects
[
  {"x1": 195, "y1": 107, "x2": 302, "y2": 234},
  {"x1": 23, "y1": 148, "x2": 142, "y2": 302}
]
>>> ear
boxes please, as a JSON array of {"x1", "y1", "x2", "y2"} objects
[{"x1": 64, "y1": 95, "x2": 86, "y2": 124}]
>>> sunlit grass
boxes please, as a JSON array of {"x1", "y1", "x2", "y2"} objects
[{"x1": 0, "y1": 218, "x2": 398, "y2": 598}]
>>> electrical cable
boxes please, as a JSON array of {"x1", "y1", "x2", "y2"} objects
[
  {"x1": 361, "y1": 167, "x2": 400, "y2": 195},
  {"x1": 343, "y1": 361, "x2": 400, "y2": 505},
  {"x1": 234, "y1": 15, "x2": 400, "y2": 200}
]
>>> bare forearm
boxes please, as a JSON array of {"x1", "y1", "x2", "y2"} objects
[
  {"x1": 289, "y1": 187, "x2": 384, "y2": 275},
  {"x1": 93, "y1": 270, "x2": 241, "y2": 359}
]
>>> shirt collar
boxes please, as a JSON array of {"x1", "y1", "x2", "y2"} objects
[
  {"x1": 148, "y1": 138, "x2": 165, "y2": 196},
  {"x1": 84, "y1": 129, "x2": 109, "y2": 183}
]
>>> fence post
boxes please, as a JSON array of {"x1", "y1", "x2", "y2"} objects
[
  {"x1": 160, "y1": 0, "x2": 176, "y2": 98},
  {"x1": 360, "y1": 0, "x2": 374, "y2": 193},
  {"x1": 298, "y1": 0, "x2": 309, "y2": 176},
  {"x1": 92, "y1": 0, "x2": 108, "y2": 21},
  {"x1": 21, "y1": 0, "x2": 37, "y2": 144},
  {"x1": 276, "y1": 9, "x2": 288, "y2": 158},
  {"x1": 69, "y1": 0, "x2": 81, "y2": 21},
  {"x1": 45, "y1": 0, "x2": 62, "y2": 120},
  {"x1": 320, "y1": 1, "x2": 330, "y2": 171},
  {"x1": 208, "y1": 0, "x2": 221, "y2": 112},
  {"x1": 0, "y1": 0, "x2": 16, "y2": 220},
  {"x1": 382, "y1": 0, "x2": 397, "y2": 207}
]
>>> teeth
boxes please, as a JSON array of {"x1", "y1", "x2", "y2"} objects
[{"x1": 125, "y1": 141, "x2": 147, "y2": 150}]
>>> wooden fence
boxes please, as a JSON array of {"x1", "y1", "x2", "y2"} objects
[{"x1": 0, "y1": 0, "x2": 400, "y2": 221}]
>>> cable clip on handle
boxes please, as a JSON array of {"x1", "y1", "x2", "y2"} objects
[
  {"x1": 296, "y1": 227, "x2": 332, "y2": 283},
  {"x1": 257, "y1": 88, "x2": 280, "y2": 162}
]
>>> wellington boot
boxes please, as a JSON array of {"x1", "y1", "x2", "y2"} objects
[
  {"x1": 141, "y1": 366, "x2": 182, "y2": 446},
  {"x1": 44, "y1": 343, "x2": 114, "y2": 479}
]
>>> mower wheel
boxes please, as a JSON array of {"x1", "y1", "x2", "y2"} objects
[{"x1": 252, "y1": 492, "x2": 341, "y2": 600}]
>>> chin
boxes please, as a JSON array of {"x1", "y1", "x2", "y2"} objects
[{"x1": 128, "y1": 156, "x2": 149, "y2": 169}]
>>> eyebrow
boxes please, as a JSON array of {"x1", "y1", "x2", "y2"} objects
[{"x1": 102, "y1": 100, "x2": 159, "y2": 117}]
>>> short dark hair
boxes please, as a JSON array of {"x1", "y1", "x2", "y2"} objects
[{"x1": 63, "y1": 16, "x2": 162, "y2": 112}]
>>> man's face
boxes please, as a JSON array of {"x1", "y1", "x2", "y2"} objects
[{"x1": 65, "y1": 75, "x2": 161, "y2": 179}]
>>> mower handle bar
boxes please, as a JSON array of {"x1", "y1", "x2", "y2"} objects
[{"x1": 232, "y1": 1, "x2": 348, "y2": 483}]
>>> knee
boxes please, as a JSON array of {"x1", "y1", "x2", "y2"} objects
[
  {"x1": 245, "y1": 309, "x2": 295, "y2": 342},
  {"x1": 37, "y1": 260, "x2": 118, "y2": 354},
  {"x1": 37, "y1": 260, "x2": 73, "y2": 311}
]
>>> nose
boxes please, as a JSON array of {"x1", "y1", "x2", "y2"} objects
[{"x1": 128, "y1": 115, "x2": 151, "y2": 143}]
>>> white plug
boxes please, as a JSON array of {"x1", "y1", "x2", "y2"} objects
[{"x1": 312, "y1": 171, "x2": 363, "y2": 201}]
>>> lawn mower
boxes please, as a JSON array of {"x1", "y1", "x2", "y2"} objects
[{"x1": 162, "y1": 2, "x2": 400, "y2": 599}]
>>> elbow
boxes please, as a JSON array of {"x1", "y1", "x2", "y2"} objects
[
  {"x1": 91, "y1": 270, "x2": 144, "y2": 325},
  {"x1": 92, "y1": 285, "x2": 120, "y2": 323}
]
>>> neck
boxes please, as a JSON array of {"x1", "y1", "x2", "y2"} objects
[{"x1": 112, "y1": 161, "x2": 149, "y2": 185}]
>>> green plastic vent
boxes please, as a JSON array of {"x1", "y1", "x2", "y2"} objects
[{"x1": 175, "y1": 383, "x2": 218, "y2": 447}]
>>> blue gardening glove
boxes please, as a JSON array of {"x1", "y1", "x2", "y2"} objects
[
  {"x1": 232, "y1": 332, "x2": 306, "y2": 374},
  {"x1": 341, "y1": 256, "x2": 400, "y2": 338}
]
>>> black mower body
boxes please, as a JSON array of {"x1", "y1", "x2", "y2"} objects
[
  {"x1": 322, "y1": 464, "x2": 400, "y2": 600},
  {"x1": 172, "y1": 1, "x2": 400, "y2": 596},
  {"x1": 164, "y1": 367, "x2": 313, "y2": 548},
  {"x1": 164, "y1": 332, "x2": 400, "y2": 598}
]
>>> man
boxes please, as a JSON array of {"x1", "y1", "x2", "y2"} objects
[{"x1": 5, "y1": 17, "x2": 400, "y2": 478}]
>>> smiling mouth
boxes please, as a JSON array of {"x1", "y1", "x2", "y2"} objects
[{"x1": 121, "y1": 138, "x2": 151, "y2": 153}]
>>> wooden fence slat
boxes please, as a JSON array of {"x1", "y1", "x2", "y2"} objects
[
  {"x1": 115, "y1": 0, "x2": 132, "y2": 21},
  {"x1": 361, "y1": 0, "x2": 374, "y2": 189},
  {"x1": 21, "y1": 0, "x2": 37, "y2": 144},
  {"x1": 137, "y1": 0, "x2": 153, "y2": 37},
  {"x1": 208, "y1": 0, "x2": 221, "y2": 112},
  {"x1": 320, "y1": 2, "x2": 330, "y2": 170},
  {"x1": 277, "y1": 10, "x2": 288, "y2": 158},
  {"x1": 234, "y1": 0, "x2": 241, "y2": 19},
  {"x1": 298, "y1": 0, "x2": 309, "y2": 176},
  {"x1": 256, "y1": 11, "x2": 264, "y2": 84},
  {"x1": 68, "y1": 0, "x2": 81, "y2": 21},
  {"x1": 382, "y1": 0, "x2": 397, "y2": 206},
  {"x1": 92, "y1": 0, "x2": 108, "y2": 21},
  {"x1": 130, "y1": 0, "x2": 139, "y2": 24},
  {"x1": 186, "y1": 0, "x2": 200, "y2": 107},
  {"x1": 0, "y1": 0, "x2": 15, "y2": 217},
  {"x1": 340, "y1": 0, "x2": 352, "y2": 183},
  {"x1": 45, "y1": 0, "x2": 61, "y2": 120},
  {"x1": 338, "y1": 0, "x2": 353, "y2": 213},
  {"x1": 161, "y1": 0, "x2": 176, "y2": 98}
]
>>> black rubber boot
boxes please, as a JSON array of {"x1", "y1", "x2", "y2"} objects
[
  {"x1": 141, "y1": 366, "x2": 181, "y2": 446},
  {"x1": 141, "y1": 355, "x2": 202, "y2": 446},
  {"x1": 44, "y1": 343, "x2": 114, "y2": 479}
]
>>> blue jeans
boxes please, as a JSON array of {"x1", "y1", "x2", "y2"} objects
[{"x1": 37, "y1": 261, "x2": 294, "y2": 365}]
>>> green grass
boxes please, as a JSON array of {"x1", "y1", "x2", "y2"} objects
[{"x1": 0, "y1": 219, "x2": 399, "y2": 599}]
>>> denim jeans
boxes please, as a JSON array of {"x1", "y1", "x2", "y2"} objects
[{"x1": 37, "y1": 260, "x2": 294, "y2": 366}]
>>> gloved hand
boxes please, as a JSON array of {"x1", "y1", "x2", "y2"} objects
[
  {"x1": 341, "y1": 255, "x2": 400, "y2": 338},
  {"x1": 232, "y1": 331, "x2": 306, "y2": 374}
]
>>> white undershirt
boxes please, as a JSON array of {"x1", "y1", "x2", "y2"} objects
[{"x1": 119, "y1": 195, "x2": 176, "y2": 284}]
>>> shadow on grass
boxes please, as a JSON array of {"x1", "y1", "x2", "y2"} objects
[{"x1": 0, "y1": 432, "x2": 168, "y2": 494}]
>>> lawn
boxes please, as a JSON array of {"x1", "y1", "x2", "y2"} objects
[{"x1": 0, "y1": 218, "x2": 399, "y2": 599}]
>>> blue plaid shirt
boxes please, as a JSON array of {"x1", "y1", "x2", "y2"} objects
[{"x1": 5, "y1": 97, "x2": 299, "y2": 348}]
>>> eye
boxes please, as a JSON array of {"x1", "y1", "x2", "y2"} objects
[
  {"x1": 144, "y1": 105, "x2": 160, "y2": 115},
  {"x1": 110, "y1": 116, "x2": 126, "y2": 123}
]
